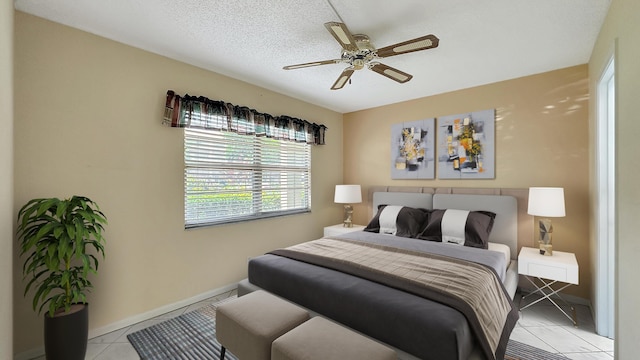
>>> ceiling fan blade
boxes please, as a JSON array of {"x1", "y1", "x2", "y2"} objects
[
  {"x1": 376, "y1": 34, "x2": 440, "y2": 58},
  {"x1": 324, "y1": 22, "x2": 359, "y2": 52},
  {"x1": 331, "y1": 68, "x2": 355, "y2": 90},
  {"x1": 369, "y1": 63, "x2": 413, "y2": 83},
  {"x1": 283, "y1": 59, "x2": 342, "y2": 70}
]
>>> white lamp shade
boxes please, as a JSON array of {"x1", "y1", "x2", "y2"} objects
[
  {"x1": 334, "y1": 185, "x2": 362, "y2": 204},
  {"x1": 527, "y1": 187, "x2": 566, "y2": 217}
]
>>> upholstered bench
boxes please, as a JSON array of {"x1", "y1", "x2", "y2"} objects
[
  {"x1": 215, "y1": 290, "x2": 309, "y2": 360},
  {"x1": 272, "y1": 316, "x2": 397, "y2": 360}
]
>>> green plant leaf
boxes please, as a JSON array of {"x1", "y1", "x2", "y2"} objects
[
  {"x1": 34, "y1": 222, "x2": 55, "y2": 244},
  {"x1": 17, "y1": 198, "x2": 44, "y2": 231},
  {"x1": 33, "y1": 280, "x2": 52, "y2": 313},
  {"x1": 81, "y1": 254, "x2": 90, "y2": 277},
  {"x1": 40, "y1": 298, "x2": 53, "y2": 317},
  {"x1": 46, "y1": 243, "x2": 57, "y2": 260},
  {"x1": 65, "y1": 224, "x2": 75, "y2": 240},
  {"x1": 52, "y1": 224, "x2": 63, "y2": 239},
  {"x1": 78, "y1": 197, "x2": 87, "y2": 210},
  {"x1": 36, "y1": 198, "x2": 58, "y2": 217},
  {"x1": 24, "y1": 269, "x2": 48, "y2": 295},
  {"x1": 55, "y1": 200, "x2": 69, "y2": 219},
  {"x1": 58, "y1": 236, "x2": 69, "y2": 261},
  {"x1": 60, "y1": 271, "x2": 70, "y2": 288}
]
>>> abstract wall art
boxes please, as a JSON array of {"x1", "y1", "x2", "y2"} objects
[
  {"x1": 436, "y1": 109, "x2": 495, "y2": 179},
  {"x1": 390, "y1": 118, "x2": 435, "y2": 179}
]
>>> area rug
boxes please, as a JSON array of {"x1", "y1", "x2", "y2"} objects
[
  {"x1": 128, "y1": 295, "x2": 567, "y2": 360},
  {"x1": 505, "y1": 340, "x2": 569, "y2": 360},
  {"x1": 127, "y1": 296, "x2": 238, "y2": 360}
]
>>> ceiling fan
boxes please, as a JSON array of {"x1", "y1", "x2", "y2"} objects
[{"x1": 283, "y1": 22, "x2": 439, "y2": 90}]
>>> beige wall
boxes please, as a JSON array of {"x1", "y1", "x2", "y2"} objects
[
  {"x1": 343, "y1": 65, "x2": 591, "y2": 299},
  {"x1": 13, "y1": 12, "x2": 343, "y2": 354},
  {"x1": 1, "y1": 0, "x2": 14, "y2": 359},
  {"x1": 589, "y1": 0, "x2": 640, "y2": 357}
]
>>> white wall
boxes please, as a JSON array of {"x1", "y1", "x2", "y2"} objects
[{"x1": 1, "y1": 0, "x2": 14, "y2": 358}]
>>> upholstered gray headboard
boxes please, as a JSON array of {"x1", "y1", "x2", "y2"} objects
[
  {"x1": 369, "y1": 187, "x2": 533, "y2": 259},
  {"x1": 372, "y1": 192, "x2": 433, "y2": 216}
]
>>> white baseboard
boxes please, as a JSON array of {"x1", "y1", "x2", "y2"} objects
[
  {"x1": 14, "y1": 282, "x2": 238, "y2": 360},
  {"x1": 87, "y1": 282, "x2": 237, "y2": 339}
]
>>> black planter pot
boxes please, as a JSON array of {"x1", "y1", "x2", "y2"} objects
[{"x1": 44, "y1": 303, "x2": 89, "y2": 360}]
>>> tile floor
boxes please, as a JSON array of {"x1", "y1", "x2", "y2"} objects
[
  {"x1": 511, "y1": 292, "x2": 614, "y2": 359},
  {"x1": 29, "y1": 288, "x2": 614, "y2": 360}
]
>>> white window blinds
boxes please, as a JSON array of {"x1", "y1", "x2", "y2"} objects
[{"x1": 184, "y1": 128, "x2": 311, "y2": 228}]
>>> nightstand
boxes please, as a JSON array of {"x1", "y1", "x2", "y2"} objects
[
  {"x1": 518, "y1": 247, "x2": 579, "y2": 326},
  {"x1": 323, "y1": 224, "x2": 366, "y2": 237}
]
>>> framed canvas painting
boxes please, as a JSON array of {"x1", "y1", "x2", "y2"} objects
[
  {"x1": 437, "y1": 109, "x2": 495, "y2": 179},
  {"x1": 391, "y1": 118, "x2": 435, "y2": 179}
]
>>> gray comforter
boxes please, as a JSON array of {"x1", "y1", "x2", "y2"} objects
[{"x1": 248, "y1": 232, "x2": 517, "y2": 360}]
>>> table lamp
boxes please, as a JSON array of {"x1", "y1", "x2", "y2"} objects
[
  {"x1": 334, "y1": 185, "x2": 362, "y2": 228},
  {"x1": 527, "y1": 187, "x2": 566, "y2": 256}
]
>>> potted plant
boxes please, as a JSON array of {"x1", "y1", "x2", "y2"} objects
[{"x1": 17, "y1": 196, "x2": 107, "y2": 360}]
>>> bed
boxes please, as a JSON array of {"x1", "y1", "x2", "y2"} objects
[{"x1": 239, "y1": 187, "x2": 532, "y2": 360}]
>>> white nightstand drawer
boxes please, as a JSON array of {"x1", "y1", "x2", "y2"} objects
[
  {"x1": 518, "y1": 247, "x2": 579, "y2": 284},
  {"x1": 526, "y1": 263, "x2": 569, "y2": 282}
]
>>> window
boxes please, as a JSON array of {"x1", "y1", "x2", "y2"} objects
[
  {"x1": 184, "y1": 128, "x2": 311, "y2": 228},
  {"x1": 163, "y1": 90, "x2": 324, "y2": 228},
  {"x1": 595, "y1": 54, "x2": 615, "y2": 337}
]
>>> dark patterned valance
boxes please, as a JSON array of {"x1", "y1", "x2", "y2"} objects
[{"x1": 163, "y1": 90, "x2": 327, "y2": 145}]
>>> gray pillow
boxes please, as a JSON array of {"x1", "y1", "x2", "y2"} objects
[
  {"x1": 364, "y1": 205, "x2": 429, "y2": 238},
  {"x1": 417, "y1": 209, "x2": 496, "y2": 249}
]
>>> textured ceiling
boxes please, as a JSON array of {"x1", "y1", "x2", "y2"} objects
[{"x1": 15, "y1": 0, "x2": 611, "y2": 113}]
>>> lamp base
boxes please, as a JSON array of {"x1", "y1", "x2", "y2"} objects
[
  {"x1": 539, "y1": 242, "x2": 553, "y2": 256},
  {"x1": 343, "y1": 204, "x2": 354, "y2": 228},
  {"x1": 538, "y1": 218, "x2": 553, "y2": 256}
]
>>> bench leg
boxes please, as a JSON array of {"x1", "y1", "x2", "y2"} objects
[{"x1": 220, "y1": 345, "x2": 226, "y2": 360}]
